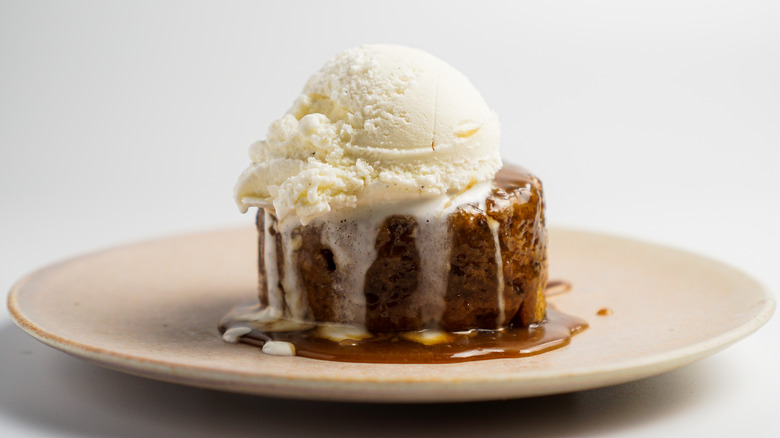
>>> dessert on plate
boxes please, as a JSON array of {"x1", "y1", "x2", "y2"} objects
[{"x1": 221, "y1": 44, "x2": 584, "y2": 363}]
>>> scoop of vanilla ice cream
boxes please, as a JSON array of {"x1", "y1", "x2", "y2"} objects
[{"x1": 234, "y1": 44, "x2": 501, "y2": 224}]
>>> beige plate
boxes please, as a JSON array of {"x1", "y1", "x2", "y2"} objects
[{"x1": 7, "y1": 228, "x2": 775, "y2": 402}]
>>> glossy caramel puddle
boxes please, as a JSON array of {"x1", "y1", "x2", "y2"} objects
[
  {"x1": 220, "y1": 308, "x2": 585, "y2": 364},
  {"x1": 219, "y1": 281, "x2": 588, "y2": 364}
]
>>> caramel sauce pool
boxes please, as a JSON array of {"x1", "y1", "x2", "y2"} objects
[
  {"x1": 220, "y1": 308, "x2": 586, "y2": 364},
  {"x1": 219, "y1": 281, "x2": 587, "y2": 364}
]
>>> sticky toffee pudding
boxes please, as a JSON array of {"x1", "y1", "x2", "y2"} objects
[{"x1": 220, "y1": 165, "x2": 587, "y2": 363}]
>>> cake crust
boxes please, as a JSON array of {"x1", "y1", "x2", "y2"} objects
[{"x1": 255, "y1": 165, "x2": 547, "y2": 332}]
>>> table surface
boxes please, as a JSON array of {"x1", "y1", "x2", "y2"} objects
[{"x1": 2, "y1": 1, "x2": 778, "y2": 437}]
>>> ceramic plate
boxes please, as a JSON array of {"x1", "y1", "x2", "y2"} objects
[{"x1": 7, "y1": 228, "x2": 774, "y2": 402}]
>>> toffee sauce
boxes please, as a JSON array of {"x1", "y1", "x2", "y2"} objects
[
  {"x1": 218, "y1": 281, "x2": 587, "y2": 364},
  {"x1": 597, "y1": 307, "x2": 613, "y2": 316}
]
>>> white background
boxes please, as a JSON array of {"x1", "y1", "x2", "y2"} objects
[{"x1": 1, "y1": 1, "x2": 778, "y2": 436}]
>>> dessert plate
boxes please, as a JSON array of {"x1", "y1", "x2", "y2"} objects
[{"x1": 7, "y1": 228, "x2": 774, "y2": 402}]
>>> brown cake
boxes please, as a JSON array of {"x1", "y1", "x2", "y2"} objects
[{"x1": 252, "y1": 164, "x2": 547, "y2": 333}]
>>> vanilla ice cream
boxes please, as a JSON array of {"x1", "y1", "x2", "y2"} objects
[{"x1": 234, "y1": 44, "x2": 501, "y2": 224}]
